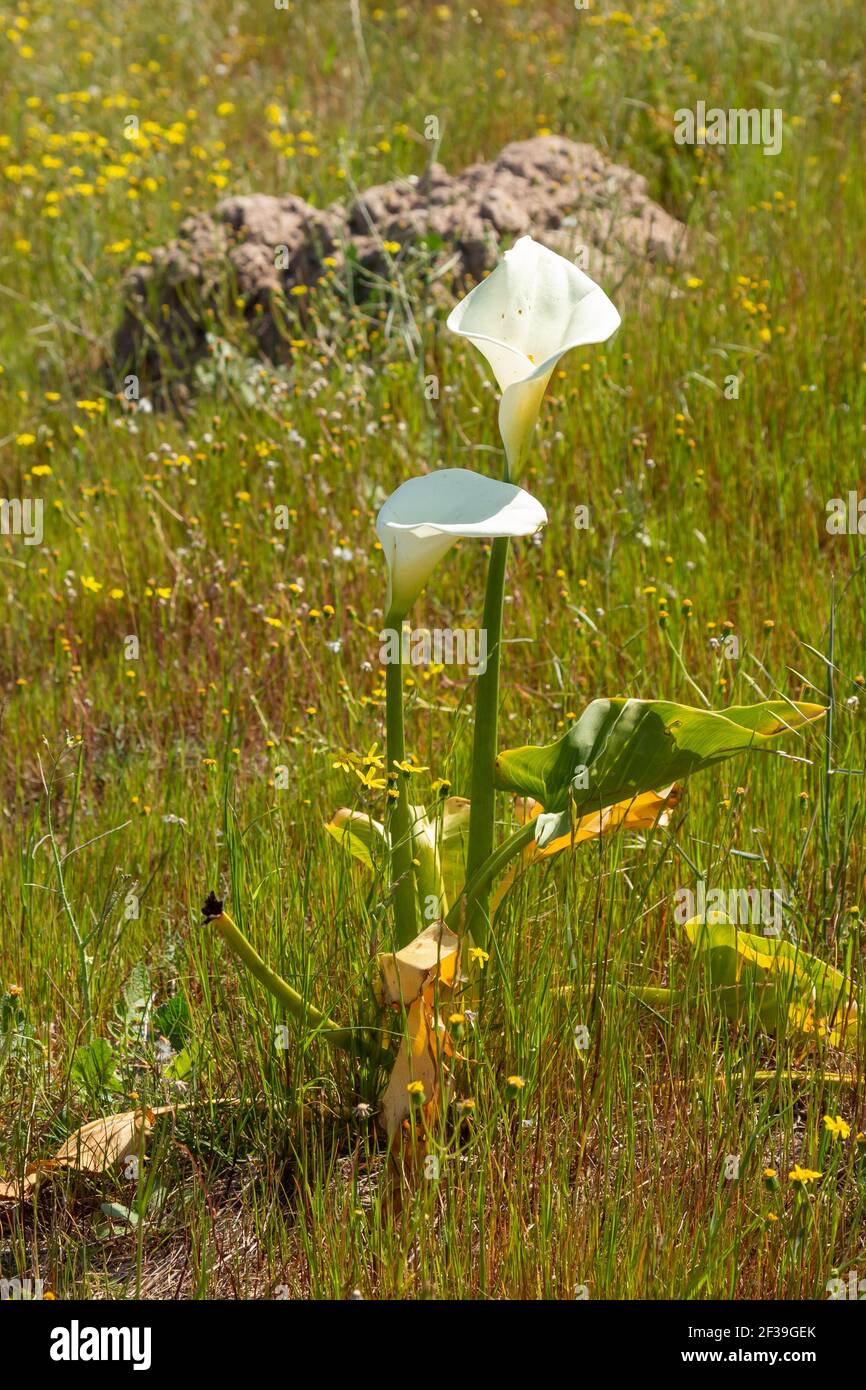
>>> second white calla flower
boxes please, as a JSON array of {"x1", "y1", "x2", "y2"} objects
[
  {"x1": 377, "y1": 467, "x2": 547, "y2": 620},
  {"x1": 447, "y1": 235, "x2": 621, "y2": 476}
]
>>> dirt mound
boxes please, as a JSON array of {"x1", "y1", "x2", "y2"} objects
[{"x1": 113, "y1": 136, "x2": 686, "y2": 395}]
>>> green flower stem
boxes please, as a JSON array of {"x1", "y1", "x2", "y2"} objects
[
  {"x1": 445, "y1": 818, "x2": 536, "y2": 934},
  {"x1": 626, "y1": 984, "x2": 682, "y2": 1009},
  {"x1": 385, "y1": 619, "x2": 419, "y2": 947},
  {"x1": 209, "y1": 907, "x2": 385, "y2": 1063},
  {"x1": 463, "y1": 534, "x2": 510, "y2": 946}
]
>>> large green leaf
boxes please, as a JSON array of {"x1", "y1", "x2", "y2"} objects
[
  {"x1": 410, "y1": 798, "x2": 471, "y2": 915},
  {"x1": 629, "y1": 914, "x2": 859, "y2": 1051},
  {"x1": 683, "y1": 915, "x2": 858, "y2": 1049},
  {"x1": 494, "y1": 698, "x2": 825, "y2": 846},
  {"x1": 325, "y1": 798, "x2": 470, "y2": 916},
  {"x1": 324, "y1": 808, "x2": 387, "y2": 870}
]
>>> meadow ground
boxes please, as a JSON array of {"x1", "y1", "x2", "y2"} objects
[{"x1": 1, "y1": 0, "x2": 865, "y2": 1300}]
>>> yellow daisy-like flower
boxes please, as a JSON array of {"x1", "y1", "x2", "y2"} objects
[
  {"x1": 354, "y1": 766, "x2": 386, "y2": 791},
  {"x1": 788, "y1": 1165, "x2": 822, "y2": 1184},
  {"x1": 360, "y1": 743, "x2": 384, "y2": 769},
  {"x1": 823, "y1": 1114, "x2": 851, "y2": 1141},
  {"x1": 469, "y1": 947, "x2": 489, "y2": 970}
]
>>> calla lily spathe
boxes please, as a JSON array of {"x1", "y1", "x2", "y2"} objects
[
  {"x1": 377, "y1": 467, "x2": 547, "y2": 620},
  {"x1": 447, "y1": 235, "x2": 621, "y2": 477}
]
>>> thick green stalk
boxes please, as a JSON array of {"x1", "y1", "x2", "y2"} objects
[
  {"x1": 208, "y1": 906, "x2": 385, "y2": 1062},
  {"x1": 446, "y1": 818, "x2": 535, "y2": 934},
  {"x1": 626, "y1": 985, "x2": 682, "y2": 1008},
  {"x1": 385, "y1": 620, "x2": 419, "y2": 947},
  {"x1": 463, "y1": 535, "x2": 510, "y2": 946}
]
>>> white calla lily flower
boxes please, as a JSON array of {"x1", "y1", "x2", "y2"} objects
[
  {"x1": 377, "y1": 467, "x2": 547, "y2": 620},
  {"x1": 447, "y1": 235, "x2": 621, "y2": 476}
]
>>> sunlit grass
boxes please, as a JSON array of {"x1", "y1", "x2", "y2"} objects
[{"x1": 0, "y1": 0, "x2": 864, "y2": 1298}]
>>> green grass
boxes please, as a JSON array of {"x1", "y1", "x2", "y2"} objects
[{"x1": 1, "y1": 0, "x2": 865, "y2": 1299}]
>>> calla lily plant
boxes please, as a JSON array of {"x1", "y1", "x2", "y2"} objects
[
  {"x1": 375, "y1": 467, "x2": 544, "y2": 945},
  {"x1": 449, "y1": 237, "x2": 621, "y2": 943},
  {"x1": 205, "y1": 234, "x2": 828, "y2": 1152},
  {"x1": 376, "y1": 466, "x2": 547, "y2": 946},
  {"x1": 376, "y1": 467, "x2": 547, "y2": 623},
  {"x1": 447, "y1": 236, "x2": 621, "y2": 478}
]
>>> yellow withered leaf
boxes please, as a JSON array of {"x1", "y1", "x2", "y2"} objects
[
  {"x1": 0, "y1": 1105, "x2": 175, "y2": 1204},
  {"x1": 0, "y1": 1165, "x2": 42, "y2": 1202},
  {"x1": 524, "y1": 784, "x2": 679, "y2": 857},
  {"x1": 380, "y1": 998, "x2": 442, "y2": 1142},
  {"x1": 378, "y1": 922, "x2": 461, "y2": 1144},
  {"x1": 491, "y1": 786, "x2": 679, "y2": 911},
  {"x1": 53, "y1": 1108, "x2": 159, "y2": 1170},
  {"x1": 379, "y1": 920, "x2": 459, "y2": 1007}
]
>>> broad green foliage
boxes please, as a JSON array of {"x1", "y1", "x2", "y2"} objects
[
  {"x1": 324, "y1": 807, "x2": 388, "y2": 871},
  {"x1": 495, "y1": 699, "x2": 826, "y2": 847},
  {"x1": 326, "y1": 798, "x2": 470, "y2": 918},
  {"x1": 631, "y1": 914, "x2": 859, "y2": 1054},
  {"x1": 684, "y1": 915, "x2": 859, "y2": 1051}
]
